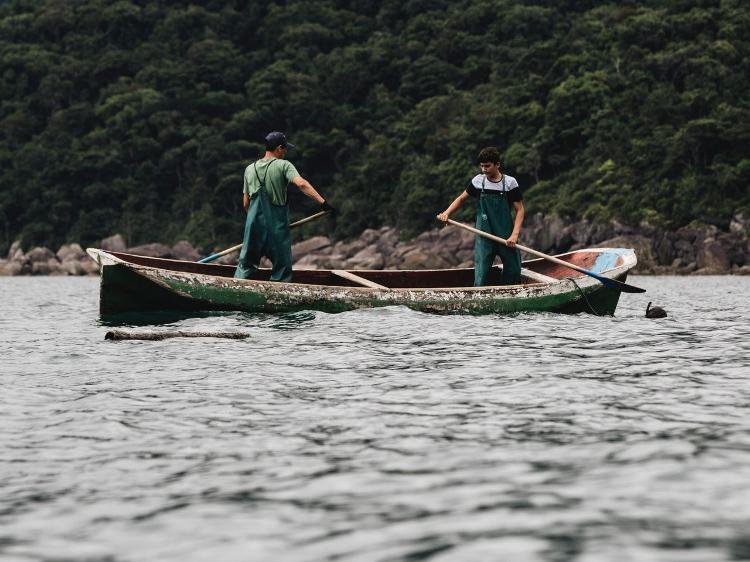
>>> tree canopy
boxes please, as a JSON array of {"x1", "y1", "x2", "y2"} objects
[{"x1": 1, "y1": 0, "x2": 748, "y2": 252}]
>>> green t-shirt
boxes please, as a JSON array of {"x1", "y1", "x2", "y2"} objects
[{"x1": 243, "y1": 158, "x2": 300, "y2": 206}]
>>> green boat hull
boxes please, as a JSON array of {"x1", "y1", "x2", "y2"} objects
[{"x1": 99, "y1": 261, "x2": 625, "y2": 316}]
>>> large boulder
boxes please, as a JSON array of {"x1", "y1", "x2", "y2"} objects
[
  {"x1": 695, "y1": 237, "x2": 730, "y2": 273},
  {"x1": 729, "y1": 211, "x2": 749, "y2": 237},
  {"x1": 332, "y1": 239, "x2": 366, "y2": 257},
  {"x1": 172, "y1": 240, "x2": 201, "y2": 261},
  {"x1": 57, "y1": 243, "x2": 86, "y2": 262},
  {"x1": 26, "y1": 247, "x2": 56, "y2": 264},
  {"x1": 346, "y1": 244, "x2": 385, "y2": 269},
  {"x1": 359, "y1": 228, "x2": 381, "y2": 245},
  {"x1": 32, "y1": 259, "x2": 63, "y2": 275},
  {"x1": 0, "y1": 260, "x2": 22, "y2": 276},
  {"x1": 433, "y1": 227, "x2": 473, "y2": 266},
  {"x1": 101, "y1": 234, "x2": 126, "y2": 252},
  {"x1": 399, "y1": 248, "x2": 451, "y2": 270},
  {"x1": 126, "y1": 243, "x2": 173, "y2": 258},
  {"x1": 60, "y1": 260, "x2": 87, "y2": 275},
  {"x1": 25, "y1": 246, "x2": 63, "y2": 275},
  {"x1": 7, "y1": 240, "x2": 24, "y2": 262},
  {"x1": 527, "y1": 213, "x2": 568, "y2": 253},
  {"x1": 295, "y1": 253, "x2": 349, "y2": 270},
  {"x1": 292, "y1": 236, "x2": 331, "y2": 261},
  {"x1": 374, "y1": 226, "x2": 400, "y2": 255}
]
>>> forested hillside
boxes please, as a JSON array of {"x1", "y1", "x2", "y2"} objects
[{"x1": 1, "y1": 0, "x2": 748, "y2": 253}]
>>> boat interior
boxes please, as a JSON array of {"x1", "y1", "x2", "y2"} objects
[{"x1": 106, "y1": 249, "x2": 624, "y2": 289}]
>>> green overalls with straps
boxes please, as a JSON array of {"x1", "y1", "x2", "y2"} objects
[
  {"x1": 474, "y1": 175, "x2": 522, "y2": 286},
  {"x1": 234, "y1": 158, "x2": 296, "y2": 282}
]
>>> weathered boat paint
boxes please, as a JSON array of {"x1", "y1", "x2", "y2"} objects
[{"x1": 87, "y1": 247, "x2": 636, "y2": 316}]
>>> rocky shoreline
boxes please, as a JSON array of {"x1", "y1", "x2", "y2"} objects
[{"x1": 2, "y1": 212, "x2": 748, "y2": 276}]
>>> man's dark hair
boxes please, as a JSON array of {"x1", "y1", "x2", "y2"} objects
[
  {"x1": 265, "y1": 139, "x2": 283, "y2": 151},
  {"x1": 478, "y1": 147, "x2": 501, "y2": 166}
]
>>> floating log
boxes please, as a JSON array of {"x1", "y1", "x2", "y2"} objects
[{"x1": 105, "y1": 330, "x2": 251, "y2": 341}]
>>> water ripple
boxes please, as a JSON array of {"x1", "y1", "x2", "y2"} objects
[{"x1": 1, "y1": 276, "x2": 749, "y2": 561}]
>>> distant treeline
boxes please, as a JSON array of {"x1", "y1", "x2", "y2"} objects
[{"x1": 1, "y1": 0, "x2": 748, "y2": 253}]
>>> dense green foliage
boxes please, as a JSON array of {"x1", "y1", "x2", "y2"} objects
[{"x1": 1, "y1": 0, "x2": 749, "y2": 252}]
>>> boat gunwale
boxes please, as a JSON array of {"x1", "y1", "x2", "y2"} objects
[{"x1": 86, "y1": 248, "x2": 636, "y2": 296}]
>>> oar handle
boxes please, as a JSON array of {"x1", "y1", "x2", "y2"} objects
[
  {"x1": 446, "y1": 219, "x2": 585, "y2": 274},
  {"x1": 198, "y1": 210, "x2": 330, "y2": 264},
  {"x1": 289, "y1": 210, "x2": 328, "y2": 228},
  {"x1": 444, "y1": 218, "x2": 646, "y2": 293}
]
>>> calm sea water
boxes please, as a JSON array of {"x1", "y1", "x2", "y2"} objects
[{"x1": 1, "y1": 276, "x2": 749, "y2": 562}]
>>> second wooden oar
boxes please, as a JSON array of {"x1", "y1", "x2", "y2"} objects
[
  {"x1": 444, "y1": 218, "x2": 646, "y2": 293},
  {"x1": 198, "y1": 210, "x2": 329, "y2": 264}
]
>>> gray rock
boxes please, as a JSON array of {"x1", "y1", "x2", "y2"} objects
[
  {"x1": 347, "y1": 245, "x2": 385, "y2": 269},
  {"x1": 399, "y1": 248, "x2": 451, "y2": 270},
  {"x1": 31, "y1": 259, "x2": 63, "y2": 275},
  {"x1": 172, "y1": 240, "x2": 201, "y2": 261},
  {"x1": 729, "y1": 211, "x2": 749, "y2": 236},
  {"x1": 696, "y1": 238, "x2": 730, "y2": 271},
  {"x1": 673, "y1": 239, "x2": 696, "y2": 263},
  {"x1": 292, "y1": 236, "x2": 331, "y2": 261},
  {"x1": 101, "y1": 234, "x2": 126, "y2": 252},
  {"x1": 333, "y1": 239, "x2": 367, "y2": 256},
  {"x1": 294, "y1": 254, "x2": 351, "y2": 269},
  {"x1": 126, "y1": 243, "x2": 173, "y2": 258},
  {"x1": 60, "y1": 260, "x2": 88, "y2": 276},
  {"x1": 26, "y1": 247, "x2": 56, "y2": 264},
  {"x1": 360, "y1": 228, "x2": 381, "y2": 245},
  {"x1": 375, "y1": 227, "x2": 400, "y2": 253},
  {"x1": 8, "y1": 241, "x2": 24, "y2": 261},
  {"x1": 294, "y1": 254, "x2": 323, "y2": 269},
  {"x1": 57, "y1": 243, "x2": 86, "y2": 262},
  {"x1": 81, "y1": 259, "x2": 101, "y2": 275},
  {"x1": 0, "y1": 260, "x2": 22, "y2": 276}
]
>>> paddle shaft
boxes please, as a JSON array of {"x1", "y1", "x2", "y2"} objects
[
  {"x1": 445, "y1": 219, "x2": 646, "y2": 293},
  {"x1": 198, "y1": 210, "x2": 329, "y2": 263}
]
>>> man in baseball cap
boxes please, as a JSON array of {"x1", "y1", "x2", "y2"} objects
[
  {"x1": 264, "y1": 131, "x2": 295, "y2": 150},
  {"x1": 234, "y1": 131, "x2": 334, "y2": 282}
]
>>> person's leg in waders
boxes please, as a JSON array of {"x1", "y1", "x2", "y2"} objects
[
  {"x1": 234, "y1": 194, "x2": 267, "y2": 279},
  {"x1": 235, "y1": 189, "x2": 293, "y2": 282},
  {"x1": 473, "y1": 192, "x2": 521, "y2": 286},
  {"x1": 265, "y1": 200, "x2": 293, "y2": 282}
]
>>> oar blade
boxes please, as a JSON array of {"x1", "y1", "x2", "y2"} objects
[{"x1": 589, "y1": 271, "x2": 646, "y2": 293}]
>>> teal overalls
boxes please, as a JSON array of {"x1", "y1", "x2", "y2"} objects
[
  {"x1": 234, "y1": 159, "x2": 293, "y2": 282},
  {"x1": 474, "y1": 175, "x2": 522, "y2": 286}
]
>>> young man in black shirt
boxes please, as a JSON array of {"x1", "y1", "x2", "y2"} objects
[{"x1": 437, "y1": 147, "x2": 525, "y2": 286}]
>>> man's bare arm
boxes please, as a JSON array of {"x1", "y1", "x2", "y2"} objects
[
  {"x1": 437, "y1": 191, "x2": 470, "y2": 222},
  {"x1": 292, "y1": 176, "x2": 325, "y2": 205}
]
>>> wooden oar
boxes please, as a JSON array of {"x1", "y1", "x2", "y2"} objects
[
  {"x1": 198, "y1": 210, "x2": 329, "y2": 264},
  {"x1": 444, "y1": 218, "x2": 646, "y2": 293}
]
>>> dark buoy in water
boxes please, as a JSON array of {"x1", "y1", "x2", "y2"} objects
[
  {"x1": 645, "y1": 302, "x2": 667, "y2": 318},
  {"x1": 105, "y1": 330, "x2": 251, "y2": 341}
]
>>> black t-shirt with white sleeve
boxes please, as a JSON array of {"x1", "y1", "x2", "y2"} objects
[{"x1": 465, "y1": 174, "x2": 522, "y2": 203}]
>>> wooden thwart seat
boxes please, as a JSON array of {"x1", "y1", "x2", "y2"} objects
[
  {"x1": 521, "y1": 268, "x2": 558, "y2": 284},
  {"x1": 332, "y1": 270, "x2": 388, "y2": 289},
  {"x1": 495, "y1": 264, "x2": 558, "y2": 284}
]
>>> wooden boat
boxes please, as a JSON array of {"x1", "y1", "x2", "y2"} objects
[{"x1": 86, "y1": 247, "x2": 637, "y2": 316}]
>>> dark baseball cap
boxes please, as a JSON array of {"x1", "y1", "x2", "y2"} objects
[{"x1": 264, "y1": 131, "x2": 295, "y2": 149}]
